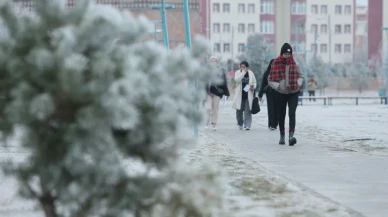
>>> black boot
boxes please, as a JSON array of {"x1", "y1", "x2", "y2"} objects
[
  {"x1": 279, "y1": 132, "x2": 285, "y2": 145},
  {"x1": 289, "y1": 132, "x2": 297, "y2": 146}
]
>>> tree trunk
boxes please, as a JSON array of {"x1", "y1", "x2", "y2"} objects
[{"x1": 40, "y1": 193, "x2": 58, "y2": 217}]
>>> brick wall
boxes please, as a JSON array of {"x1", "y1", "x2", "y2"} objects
[
  {"x1": 12, "y1": 0, "x2": 204, "y2": 49},
  {"x1": 127, "y1": 0, "x2": 203, "y2": 49},
  {"x1": 130, "y1": 8, "x2": 202, "y2": 49}
]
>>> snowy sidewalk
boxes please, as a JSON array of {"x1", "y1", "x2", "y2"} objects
[{"x1": 203, "y1": 106, "x2": 388, "y2": 217}]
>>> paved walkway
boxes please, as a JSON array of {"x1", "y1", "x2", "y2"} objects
[{"x1": 203, "y1": 106, "x2": 388, "y2": 217}]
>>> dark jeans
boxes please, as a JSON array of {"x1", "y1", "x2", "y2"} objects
[
  {"x1": 277, "y1": 92, "x2": 299, "y2": 133},
  {"x1": 308, "y1": 90, "x2": 315, "y2": 101},
  {"x1": 266, "y1": 89, "x2": 278, "y2": 129}
]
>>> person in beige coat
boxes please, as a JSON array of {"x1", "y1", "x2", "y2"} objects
[
  {"x1": 232, "y1": 61, "x2": 257, "y2": 130},
  {"x1": 204, "y1": 56, "x2": 230, "y2": 131}
]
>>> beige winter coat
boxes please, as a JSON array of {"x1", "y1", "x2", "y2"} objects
[{"x1": 232, "y1": 70, "x2": 257, "y2": 110}]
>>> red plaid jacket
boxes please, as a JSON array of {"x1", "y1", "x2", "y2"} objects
[{"x1": 267, "y1": 55, "x2": 299, "y2": 92}]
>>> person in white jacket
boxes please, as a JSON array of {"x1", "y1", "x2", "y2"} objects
[{"x1": 232, "y1": 61, "x2": 257, "y2": 130}]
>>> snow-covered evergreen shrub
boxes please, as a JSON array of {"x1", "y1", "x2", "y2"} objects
[{"x1": 0, "y1": 0, "x2": 225, "y2": 216}]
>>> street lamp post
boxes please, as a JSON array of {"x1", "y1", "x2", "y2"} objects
[
  {"x1": 300, "y1": 49, "x2": 312, "y2": 94},
  {"x1": 380, "y1": 27, "x2": 388, "y2": 104},
  {"x1": 182, "y1": 0, "x2": 199, "y2": 137},
  {"x1": 150, "y1": 2, "x2": 175, "y2": 50}
]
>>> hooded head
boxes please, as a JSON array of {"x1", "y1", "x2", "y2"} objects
[
  {"x1": 280, "y1": 43, "x2": 293, "y2": 62},
  {"x1": 209, "y1": 56, "x2": 218, "y2": 67}
]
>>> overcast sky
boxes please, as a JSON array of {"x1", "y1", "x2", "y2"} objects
[{"x1": 357, "y1": 0, "x2": 367, "y2": 6}]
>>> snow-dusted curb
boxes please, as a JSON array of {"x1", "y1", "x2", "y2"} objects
[{"x1": 182, "y1": 134, "x2": 364, "y2": 217}]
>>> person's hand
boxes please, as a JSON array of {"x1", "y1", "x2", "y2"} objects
[{"x1": 250, "y1": 85, "x2": 255, "y2": 90}]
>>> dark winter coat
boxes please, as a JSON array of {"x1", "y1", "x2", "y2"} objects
[
  {"x1": 258, "y1": 59, "x2": 275, "y2": 98},
  {"x1": 207, "y1": 68, "x2": 230, "y2": 98}
]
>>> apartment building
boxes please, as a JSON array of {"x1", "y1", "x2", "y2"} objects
[
  {"x1": 355, "y1": 5, "x2": 368, "y2": 58},
  {"x1": 368, "y1": 0, "x2": 388, "y2": 64},
  {"x1": 305, "y1": 0, "x2": 355, "y2": 65},
  {"x1": 209, "y1": 0, "x2": 260, "y2": 61}
]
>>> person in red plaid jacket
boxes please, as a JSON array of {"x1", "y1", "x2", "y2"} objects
[{"x1": 268, "y1": 43, "x2": 304, "y2": 146}]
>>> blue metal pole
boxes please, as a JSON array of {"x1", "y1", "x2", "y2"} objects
[
  {"x1": 154, "y1": 23, "x2": 158, "y2": 43},
  {"x1": 304, "y1": 49, "x2": 308, "y2": 94},
  {"x1": 386, "y1": 31, "x2": 388, "y2": 105},
  {"x1": 161, "y1": 0, "x2": 169, "y2": 50},
  {"x1": 183, "y1": 0, "x2": 198, "y2": 137}
]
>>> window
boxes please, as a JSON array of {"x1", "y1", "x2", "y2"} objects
[
  {"x1": 320, "y1": 44, "x2": 327, "y2": 53},
  {"x1": 223, "y1": 43, "x2": 230, "y2": 52},
  {"x1": 260, "y1": 20, "x2": 274, "y2": 34},
  {"x1": 335, "y1": 44, "x2": 342, "y2": 53},
  {"x1": 321, "y1": 24, "x2": 327, "y2": 34},
  {"x1": 311, "y1": 43, "x2": 317, "y2": 53},
  {"x1": 223, "y1": 23, "x2": 230, "y2": 33},
  {"x1": 238, "y1": 4, "x2": 245, "y2": 13},
  {"x1": 321, "y1": 5, "x2": 327, "y2": 14},
  {"x1": 248, "y1": 24, "x2": 255, "y2": 33},
  {"x1": 213, "y1": 3, "x2": 220, "y2": 12},
  {"x1": 238, "y1": 43, "x2": 245, "y2": 52},
  {"x1": 345, "y1": 24, "x2": 351, "y2": 34},
  {"x1": 292, "y1": 2, "x2": 306, "y2": 15},
  {"x1": 214, "y1": 43, "x2": 220, "y2": 52},
  {"x1": 291, "y1": 41, "x2": 305, "y2": 53},
  {"x1": 311, "y1": 24, "x2": 318, "y2": 34},
  {"x1": 293, "y1": 22, "x2": 305, "y2": 34},
  {"x1": 213, "y1": 23, "x2": 220, "y2": 33},
  {"x1": 311, "y1": 5, "x2": 318, "y2": 14},
  {"x1": 261, "y1": 1, "x2": 274, "y2": 14},
  {"x1": 344, "y1": 44, "x2": 351, "y2": 52},
  {"x1": 223, "y1": 3, "x2": 230, "y2": 13},
  {"x1": 335, "y1": 25, "x2": 341, "y2": 33},
  {"x1": 238, "y1": 23, "x2": 245, "y2": 33},
  {"x1": 335, "y1": 5, "x2": 342, "y2": 14},
  {"x1": 248, "y1": 4, "x2": 255, "y2": 13},
  {"x1": 345, "y1": 5, "x2": 351, "y2": 15}
]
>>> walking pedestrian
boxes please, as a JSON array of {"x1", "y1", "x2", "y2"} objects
[
  {"x1": 232, "y1": 61, "x2": 257, "y2": 130},
  {"x1": 258, "y1": 59, "x2": 278, "y2": 130},
  {"x1": 267, "y1": 43, "x2": 304, "y2": 146},
  {"x1": 205, "y1": 56, "x2": 230, "y2": 131},
  {"x1": 308, "y1": 75, "x2": 318, "y2": 102}
]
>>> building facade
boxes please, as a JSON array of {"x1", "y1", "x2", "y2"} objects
[
  {"x1": 305, "y1": 0, "x2": 356, "y2": 65},
  {"x1": 209, "y1": 0, "x2": 260, "y2": 62},
  {"x1": 355, "y1": 5, "x2": 368, "y2": 61},
  {"x1": 368, "y1": 0, "x2": 388, "y2": 80},
  {"x1": 368, "y1": 0, "x2": 383, "y2": 62}
]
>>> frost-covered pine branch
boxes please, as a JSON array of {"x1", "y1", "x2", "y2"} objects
[
  {"x1": 349, "y1": 62, "x2": 370, "y2": 93},
  {"x1": 239, "y1": 34, "x2": 274, "y2": 85},
  {"x1": 0, "y1": 0, "x2": 225, "y2": 216},
  {"x1": 307, "y1": 57, "x2": 329, "y2": 89}
]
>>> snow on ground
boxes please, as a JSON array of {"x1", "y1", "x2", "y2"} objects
[
  {"x1": 0, "y1": 147, "x2": 42, "y2": 217},
  {"x1": 181, "y1": 135, "x2": 362, "y2": 217},
  {"x1": 0, "y1": 129, "x2": 362, "y2": 217},
  {"x1": 255, "y1": 94, "x2": 388, "y2": 156}
]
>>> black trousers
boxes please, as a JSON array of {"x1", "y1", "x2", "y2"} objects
[
  {"x1": 308, "y1": 90, "x2": 315, "y2": 101},
  {"x1": 266, "y1": 89, "x2": 278, "y2": 129},
  {"x1": 277, "y1": 92, "x2": 299, "y2": 133}
]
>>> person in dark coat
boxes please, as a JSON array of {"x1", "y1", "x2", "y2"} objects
[
  {"x1": 258, "y1": 59, "x2": 278, "y2": 130},
  {"x1": 204, "y1": 56, "x2": 230, "y2": 131},
  {"x1": 268, "y1": 43, "x2": 304, "y2": 146}
]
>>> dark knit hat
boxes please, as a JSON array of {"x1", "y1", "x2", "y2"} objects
[
  {"x1": 240, "y1": 61, "x2": 249, "y2": 68},
  {"x1": 280, "y1": 43, "x2": 293, "y2": 55}
]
